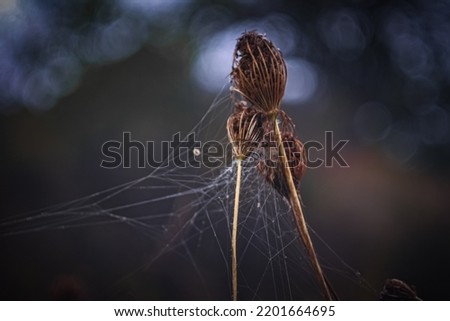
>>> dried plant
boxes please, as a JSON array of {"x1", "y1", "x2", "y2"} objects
[
  {"x1": 231, "y1": 31, "x2": 287, "y2": 115},
  {"x1": 227, "y1": 31, "x2": 335, "y2": 300},
  {"x1": 227, "y1": 101, "x2": 264, "y2": 160},
  {"x1": 257, "y1": 111, "x2": 306, "y2": 199},
  {"x1": 380, "y1": 279, "x2": 421, "y2": 301},
  {"x1": 226, "y1": 100, "x2": 263, "y2": 301}
]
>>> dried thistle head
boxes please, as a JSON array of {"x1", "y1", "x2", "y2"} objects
[
  {"x1": 227, "y1": 101, "x2": 264, "y2": 160},
  {"x1": 231, "y1": 31, "x2": 287, "y2": 114}
]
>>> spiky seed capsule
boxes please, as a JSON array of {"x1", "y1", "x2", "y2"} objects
[{"x1": 231, "y1": 31, "x2": 287, "y2": 114}]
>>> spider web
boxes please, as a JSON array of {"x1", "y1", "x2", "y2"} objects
[{"x1": 0, "y1": 90, "x2": 374, "y2": 300}]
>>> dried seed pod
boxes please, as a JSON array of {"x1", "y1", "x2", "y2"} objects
[
  {"x1": 227, "y1": 101, "x2": 264, "y2": 160},
  {"x1": 258, "y1": 131, "x2": 306, "y2": 198},
  {"x1": 231, "y1": 31, "x2": 287, "y2": 114}
]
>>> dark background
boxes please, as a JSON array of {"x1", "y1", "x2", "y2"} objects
[{"x1": 1, "y1": 0, "x2": 450, "y2": 300}]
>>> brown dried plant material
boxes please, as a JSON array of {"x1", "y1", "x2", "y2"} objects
[
  {"x1": 231, "y1": 31, "x2": 287, "y2": 114},
  {"x1": 258, "y1": 131, "x2": 306, "y2": 199},
  {"x1": 257, "y1": 111, "x2": 306, "y2": 198},
  {"x1": 227, "y1": 101, "x2": 264, "y2": 160},
  {"x1": 226, "y1": 100, "x2": 265, "y2": 300},
  {"x1": 228, "y1": 31, "x2": 335, "y2": 300},
  {"x1": 380, "y1": 279, "x2": 421, "y2": 301}
]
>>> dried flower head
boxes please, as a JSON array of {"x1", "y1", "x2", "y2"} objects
[
  {"x1": 227, "y1": 101, "x2": 264, "y2": 160},
  {"x1": 231, "y1": 31, "x2": 287, "y2": 114}
]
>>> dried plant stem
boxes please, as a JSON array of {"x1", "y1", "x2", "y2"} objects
[
  {"x1": 272, "y1": 116, "x2": 333, "y2": 301},
  {"x1": 231, "y1": 157, "x2": 243, "y2": 301},
  {"x1": 230, "y1": 31, "x2": 336, "y2": 300}
]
